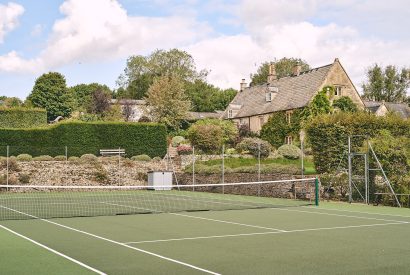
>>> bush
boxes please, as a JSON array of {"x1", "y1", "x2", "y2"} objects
[
  {"x1": 177, "y1": 144, "x2": 192, "y2": 155},
  {"x1": 226, "y1": 148, "x2": 238, "y2": 155},
  {"x1": 80, "y1": 154, "x2": 98, "y2": 163},
  {"x1": 93, "y1": 166, "x2": 109, "y2": 184},
  {"x1": 18, "y1": 173, "x2": 30, "y2": 184},
  {"x1": 306, "y1": 112, "x2": 410, "y2": 173},
  {"x1": 187, "y1": 124, "x2": 223, "y2": 153},
  {"x1": 131, "y1": 155, "x2": 151, "y2": 162},
  {"x1": 0, "y1": 121, "x2": 167, "y2": 158},
  {"x1": 236, "y1": 138, "x2": 271, "y2": 158},
  {"x1": 54, "y1": 155, "x2": 66, "y2": 161},
  {"x1": 16, "y1": 154, "x2": 32, "y2": 161},
  {"x1": 277, "y1": 144, "x2": 301, "y2": 160},
  {"x1": 190, "y1": 119, "x2": 238, "y2": 145},
  {"x1": 332, "y1": 97, "x2": 358, "y2": 113},
  {"x1": 1, "y1": 158, "x2": 20, "y2": 171},
  {"x1": 0, "y1": 174, "x2": 18, "y2": 184},
  {"x1": 0, "y1": 107, "x2": 47, "y2": 128},
  {"x1": 33, "y1": 155, "x2": 54, "y2": 161},
  {"x1": 138, "y1": 116, "x2": 151, "y2": 122},
  {"x1": 68, "y1": 156, "x2": 80, "y2": 163},
  {"x1": 152, "y1": 156, "x2": 162, "y2": 162},
  {"x1": 172, "y1": 136, "x2": 185, "y2": 147}
]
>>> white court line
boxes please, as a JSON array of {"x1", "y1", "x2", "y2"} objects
[
  {"x1": 0, "y1": 224, "x2": 106, "y2": 275},
  {"x1": 273, "y1": 208, "x2": 407, "y2": 223},
  {"x1": 0, "y1": 205, "x2": 220, "y2": 275},
  {"x1": 103, "y1": 202, "x2": 286, "y2": 232},
  {"x1": 124, "y1": 221, "x2": 409, "y2": 245},
  {"x1": 302, "y1": 206, "x2": 410, "y2": 219}
]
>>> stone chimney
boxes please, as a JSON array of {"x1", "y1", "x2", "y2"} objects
[
  {"x1": 267, "y1": 63, "x2": 277, "y2": 84},
  {"x1": 292, "y1": 63, "x2": 302, "y2": 76},
  {"x1": 240, "y1": 79, "x2": 247, "y2": 91}
]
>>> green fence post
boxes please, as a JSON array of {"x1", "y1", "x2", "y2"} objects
[{"x1": 315, "y1": 177, "x2": 319, "y2": 206}]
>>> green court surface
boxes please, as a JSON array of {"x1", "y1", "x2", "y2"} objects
[{"x1": 1, "y1": 201, "x2": 410, "y2": 274}]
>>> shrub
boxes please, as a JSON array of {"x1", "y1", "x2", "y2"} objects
[
  {"x1": 32, "y1": 155, "x2": 54, "y2": 161},
  {"x1": 122, "y1": 158, "x2": 134, "y2": 168},
  {"x1": 277, "y1": 144, "x2": 301, "y2": 160},
  {"x1": 190, "y1": 119, "x2": 238, "y2": 145},
  {"x1": 187, "y1": 124, "x2": 223, "y2": 153},
  {"x1": 152, "y1": 156, "x2": 162, "y2": 162},
  {"x1": 332, "y1": 97, "x2": 358, "y2": 113},
  {"x1": 93, "y1": 166, "x2": 109, "y2": 184},
  {"x1": 1, "y1": 158, "x2": 20, "y2": 171},
  {"x1": 138, "y1": 116, "x2": 151, "y2": 122},
  {"x1": 226, "y1": 148, "x2": 238, "y2": 155},
  {"x1": 68, "y1": 156, "x2": 80, "y2": 163},
  {"x1": 177, "y1": 144, "x2": 192, "y2": 155},
  {"x1": 16, "y1": 154, "x2": 32, "y2": 161},
  {"x1": 172, "y1": 136, "x2": 185, "y2": 147},
  {"x1": 0, "y1": 121, "x2": 167, "y2": 158},
  {"x1": 0, "y1": 107, "x2": 47, "y2": 128},
  {"x1": 236, "y1": 138, "x2": 271, "y2": 158},
  {"x1": 131, "y1": 155, "x2": 151, "y2": 162},
  {"x1": 0, "y1": 174, "x2": 18, "y2": 184},
  {"x1": 80, "y1": 154, "x2": 98, "y2": 163},
  {"x1": 18, "y1": 173, "x2": 30, "y2": 184},
  {"x1": 54, "y1": 155, "x2": 67, "y2": 161}
]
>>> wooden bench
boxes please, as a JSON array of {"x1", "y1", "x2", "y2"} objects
[{"x1": 100, "y1": 149, "x2": 126, "y2": 156}]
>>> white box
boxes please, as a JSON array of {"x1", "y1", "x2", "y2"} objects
[{"x1": 147, "y1": 171, "x2": 173, "y2": 190}]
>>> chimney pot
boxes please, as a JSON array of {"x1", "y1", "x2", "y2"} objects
[
  {"x1": 267, "y1": 63, "x2": 277, "y2": 83},
  {"x1": 240, "y1": 79, "x2": 247, "y2": 91}
]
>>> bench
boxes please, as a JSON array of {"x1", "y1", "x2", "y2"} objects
[{"x1": 100, "y1": 149, "x2": 126, "y2": 156}]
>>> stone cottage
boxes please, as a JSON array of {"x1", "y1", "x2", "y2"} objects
[
  {"x1": 223, "y1": 58, "x2": 365, "y2": 139},
  {"x1": 364, "y1": 101, "x2": 410, "y2": 119}
]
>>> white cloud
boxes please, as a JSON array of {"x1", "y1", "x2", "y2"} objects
[
  {"x1": 0, "y1": 2, "x2": 24, "y2": 43},
  {"x1": 30, "y1": 24, "x2": 44, "y2": 37},
  {"x1": 0, "y1": 0, "x2": 211, "y2": 73}
]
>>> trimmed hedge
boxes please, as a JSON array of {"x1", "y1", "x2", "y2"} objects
[
  {"x1": 0, "y1": 121, "x2": 167, "y2": 157},
  {"x1": 306, "y1": 112, "x2": 410, "y2": 173},
  {"x1": 0, "y1": 107, "x2": 47, "y2": 128}
]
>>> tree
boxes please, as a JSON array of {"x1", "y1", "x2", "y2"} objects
[
  {"x1": 27, "y1": 72, "x2": 73, "y2": 121},
  {"x1": 250, "y1": 57, "x2": 310, "y2": 86},
  {"x1": 185, "y1": 80, "x2": 237, "y2": 112},
  {"x1": 0, "y1": 96, "x2": 23, "y2": 107},
  {"x1": 362, "y1": 64, "x2": 409, "y2": 103},
  {"x1": 122, "y1": 100, "x2": 135, "y2": 122},
  {"x1": 69, "y1": 83, "x2": 112, "y2": 111},
  {"x1": 144, "y1": 76, "x2": 191, "y2": 130},
  {"x1": 332, "y1": 96, "x2": 358, "y2": 112},
  {"x1": 117, "y1": 49, "x2": 207, "y2": 99},
  {"x1": 88, "y1": 89, "x2": 111, "y2": 116}
]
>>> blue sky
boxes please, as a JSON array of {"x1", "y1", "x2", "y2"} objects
[{"x1": 0, "y1": 0, "x2": 409, "y2": 99}]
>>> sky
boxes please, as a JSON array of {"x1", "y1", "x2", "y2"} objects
[{"x1": 0, "y1": 0, "x2": 409, "y2": 99}]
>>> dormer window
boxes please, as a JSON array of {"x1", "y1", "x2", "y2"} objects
[
  {"x1": 228, "y1": 109, "x2": 233, "y2": 118},
  {"x1": 335, "y1": 86, "x2": 342, "y2": 96},
  {"x1": 266, "y1": 92, "x2": 272, "y2": 102}
]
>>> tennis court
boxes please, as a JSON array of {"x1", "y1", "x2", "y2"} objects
[{"x1": 1, "y1": 180, "x2": 410, "y2": 274}]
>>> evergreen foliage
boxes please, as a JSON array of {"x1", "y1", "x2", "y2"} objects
[{"x1": 0, "y1": 107, "x2": 47, "y2": 128}]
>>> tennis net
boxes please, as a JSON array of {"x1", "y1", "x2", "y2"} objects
[{"x1": 0, "y1": 178, "x2": 319, "y2": 220}]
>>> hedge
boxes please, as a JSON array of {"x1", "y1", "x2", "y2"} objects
[
  {"x1": 0, "y1": 107, "x2": 47, "y2": 128},
  {"x1": 0, "y1": 121, "x2": 167, "y2": 157},
  {"x1": 306, "y1": 112, "x2": 410, "y2": 173}
]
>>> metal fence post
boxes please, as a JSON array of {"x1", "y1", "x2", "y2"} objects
[
  {"x1": 118, "y1": 147, "x2": 121, "y2": 185},
  {"x1": 222, "y1": 144, "x2": 225, "y2": 194},
  {"x1": 315, "y1": 177, "x2": 320, "y2": 206},
  {"x1": 65, "y1": 146, "x2": 68, "y2": 164}
]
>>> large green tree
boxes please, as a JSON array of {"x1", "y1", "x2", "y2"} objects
[
  {"x1": 69, "y1": 83, "x2": 112, "y2": 112},
  {"x1": 362, "y1": 64, "x2": 409, "y2": 103},
  {"x1": 117, "y1": 49, "x2": 207, "y2": 99},
  {"x1": 27, "y1": 72, "x2": 73, "y2": 121},
  {"x1": 250, "y1": 57, "x2": 310, "y2": 86},
  {"x1": 144, "y1": 76, "x2": 191, "y2": 130},
  {"x1": 185, "y1": 80, "x2": 237, "y2": 112}
]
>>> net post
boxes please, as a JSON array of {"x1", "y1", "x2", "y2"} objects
[
  {"x1": 118, "y1": 147, "x2": 121, "y2": 185},
  {"x1": 222, "y1": 144, "x2": 225, "y2": 194},
  {"x1": 315, "y1": 177, "x2": 319, "y2": 206},
  {"x1": 6, "y1": 145, "x2": 9, "y2": 191},
  {"x1": 192, "y1": 146, "x2": 195, "y2": 191}
]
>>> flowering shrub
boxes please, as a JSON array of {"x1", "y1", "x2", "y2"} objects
[{"x1": 177, "y1": 144, "x2": 193, "y2": 155}]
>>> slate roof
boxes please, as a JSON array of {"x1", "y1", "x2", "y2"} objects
[
  {"x1": 364, "y1": 101, "x2": 410, "y2": 119},
  {"x1": 188, "y1": 111, "x2": 223, "y2": 120},
  {"x1": 224, "y1": 63, "x2": 333, "y2": 118}
]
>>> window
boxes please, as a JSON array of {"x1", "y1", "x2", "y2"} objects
[
  {"x1": 285, "y1": 111, "x2": 292, "y2": 124},
  {"x1": 240, "y1": 118, "x2": 246, "y2": 125},
  {"x1": 228, "y1": 109, "x2": 233, "y2": 118},
  {"x1": 335, "y1": 86, "x2": 342, "y2": 96},
  {"x1": 265, "y1": 92, "x2": 272, "y2": 102},
  {"x1": 285, "y1": 136, "x2": 293, "y2": 145}
]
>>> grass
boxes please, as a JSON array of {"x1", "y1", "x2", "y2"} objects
[{"x1": 197, "y1": 156, "x2": 317, "y2": 175}]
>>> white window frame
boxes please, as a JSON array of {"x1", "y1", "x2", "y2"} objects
[
  {"x1": 285, "y1": 111, "x2": 292, "y2": 124},
  {"x1": 285, "y1": 136, "x2": 293, "y2": 145},
  {"x1": 335, "y1": 86, "x2": 342, "y2": 96},
  {"x1": 266, "y1": 92, "x2": 272, "y2": 102},
  {"x1": 228, "y1": 109, "x2": 233, "y2": 118}
]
